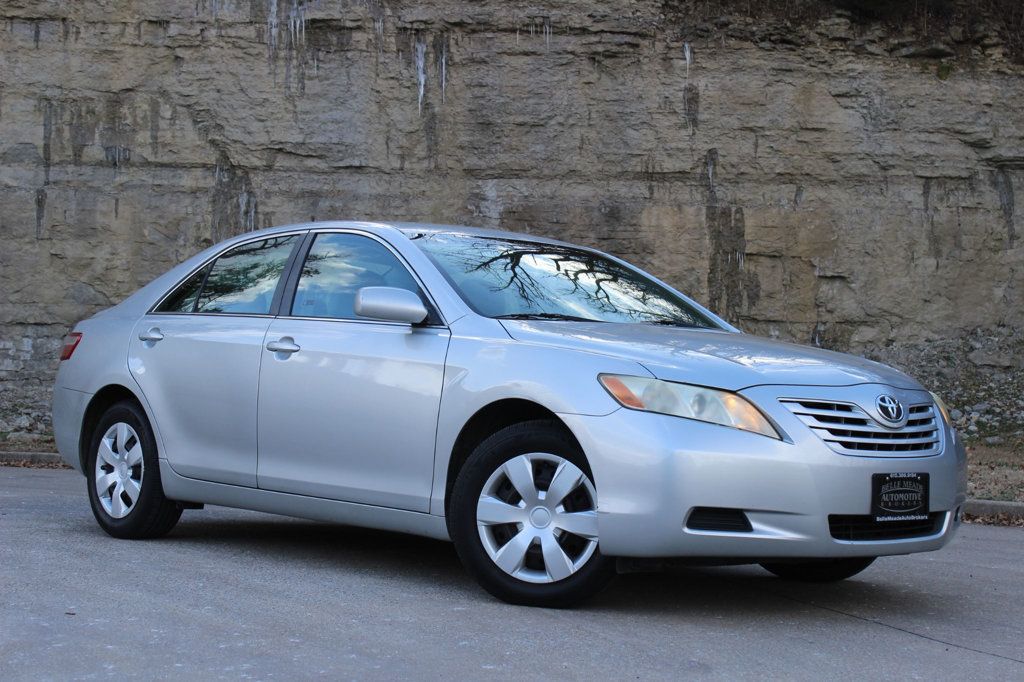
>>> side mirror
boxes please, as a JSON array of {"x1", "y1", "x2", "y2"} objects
[{"x1": 354, "y1": 286, "x2": 429, "y2": 324}]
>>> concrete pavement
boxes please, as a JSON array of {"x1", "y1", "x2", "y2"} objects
[{"x1": 1, "y1": 467, "x2": 1022, "y2": 680}]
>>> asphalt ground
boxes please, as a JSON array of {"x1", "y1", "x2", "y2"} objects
[{"x1": 1, "y1": 467, "x2": 1022, "y2": 680}]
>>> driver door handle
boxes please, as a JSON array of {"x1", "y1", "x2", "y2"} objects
[
  {"x1": 266, "y1": 338, "x2": 301, "y2": 354},
  {"x1": 138, "y1": 328, "x2": 164, "y2": 342}
]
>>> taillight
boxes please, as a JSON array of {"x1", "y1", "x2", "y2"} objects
[{"x1": 60, "y1": 332, "x2": 82, "y2": 361}]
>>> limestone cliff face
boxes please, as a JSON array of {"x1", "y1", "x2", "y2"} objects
[{"x1": 1, "y1": 1, "x2": 1022, "y2": 443}]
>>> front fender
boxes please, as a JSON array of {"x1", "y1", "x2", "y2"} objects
[{"x1": 429, "y1": 318, "x2": 652, "y2": 515}]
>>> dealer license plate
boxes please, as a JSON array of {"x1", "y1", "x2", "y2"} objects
[{"x1": 871, "y1": 472, "x2": 930, "y2": 522}]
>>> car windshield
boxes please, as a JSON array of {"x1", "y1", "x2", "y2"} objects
[{"x1": 409, "y1": 232, "x2": 716, "y2": 327}]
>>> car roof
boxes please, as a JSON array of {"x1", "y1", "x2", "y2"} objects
[
  {"x1": 389, "y1": 222, "x2": 577, "y2": 248},
  {"x1": 223, "y1": 220, "x2": 579, "y2": 250}
]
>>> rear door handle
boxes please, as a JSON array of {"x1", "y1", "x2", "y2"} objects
[
  {"x1": 139, "y1": 327, "x2": 164, "y2": 342},
  {"x1": 266, "y1": 338, "x2": 300, "y2": 354}
]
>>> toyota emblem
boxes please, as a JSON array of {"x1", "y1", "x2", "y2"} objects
[{"x1": 875, "y1": 394, "x2": 904, "y2": 423}]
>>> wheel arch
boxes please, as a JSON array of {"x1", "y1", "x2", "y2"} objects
[
  {"x1": 442, "y1": 398, "x2": 585, "y2": 518},
  {"x1": 78, "y1": 384, "x2": 150, "y2": 472}
]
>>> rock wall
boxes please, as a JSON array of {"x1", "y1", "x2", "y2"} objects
[{"x1": 1, "y1": 0, "x2": 1022, "y2": 445}]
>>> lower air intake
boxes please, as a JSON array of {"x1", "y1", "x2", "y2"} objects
[
  {"x1": 828, "y1": 513, "x2": 945, "y2": 541},
  {"x1": 686, "y1": 507, "x2": 753, "y2": 533}
]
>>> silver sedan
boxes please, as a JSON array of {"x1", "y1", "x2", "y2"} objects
[{"x1": 52, "y1": 221, "x2": 967, "y2": 606}]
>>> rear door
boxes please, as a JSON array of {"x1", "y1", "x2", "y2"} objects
[
  {"x1": 256, "y1": 231, "x2": 450, "y2": 512},
  {"x1": 129, "y1": 232, "x2": 303, "y2": 487}
]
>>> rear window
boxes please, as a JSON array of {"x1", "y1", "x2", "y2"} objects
[{"x1": 155, "y1": 235, "x2": 299, "y2": 315}]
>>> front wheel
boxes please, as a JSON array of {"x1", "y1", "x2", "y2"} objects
[
  {"x1": 86, "y1": 400, "x2": 182, "y2": 539},
  {"x1": 759, "y1": 557, "x2": 876, "y2": 582},
  {"x1": 449, "y1": 420, "x2": 616, "y2": 607}
]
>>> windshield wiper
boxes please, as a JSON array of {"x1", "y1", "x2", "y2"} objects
[
  {"x1": 645, "y1": 318, "x2": 700, "y2": 328},
  {"x1": 495, "y1": 313, "x2": 601, "y2": 322}
]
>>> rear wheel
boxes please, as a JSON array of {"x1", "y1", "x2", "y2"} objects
[
  {"x1": 759, "y1": 557, "x2": 876, "y2": 582},
  {"x1": 449, "y1": 420, "x2": 616, "y2": 607},
  {"x1": 86, "y1": 401, "x2": 181, "y2": 539}
]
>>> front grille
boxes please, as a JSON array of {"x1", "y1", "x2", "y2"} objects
[
  {"x1": 828, "y1": 513, "x2": 945, "y2": 541},
  {"x1": 686, "y1": 507, "x2": 753, "y2": 532},
  {"x1": 780, "y1": 399, "x2": 941, "y2": 457}
]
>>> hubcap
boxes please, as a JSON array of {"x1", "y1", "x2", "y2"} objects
[
  {"x1": 476, "y1": 453, "x2": 599, "y2": 584},
  {"x1": 94, "y1": 422, "x2": 144, "y2": 519},
  {"x1": 529, "y1": 507, "x2": 552, "y2": 529}
]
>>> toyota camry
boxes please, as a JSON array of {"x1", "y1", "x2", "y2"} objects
[{"x1": 52, "y1": 221, "x2": 967, "y2": 606}]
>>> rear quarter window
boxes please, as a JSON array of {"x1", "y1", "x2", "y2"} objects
[{"x1": 154, "y1": 264, "x2": 209, "y2": 313}]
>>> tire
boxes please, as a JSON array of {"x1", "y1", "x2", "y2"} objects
[
  {"x1": 86, "y1": 400, "x2": 182, "y2": 539},
  {"x1": 759, "y1": 557, "x2": 876, "y2": 583},
  {"x1": 449, "y1": 419, "x2": 616, "y2": 607}
]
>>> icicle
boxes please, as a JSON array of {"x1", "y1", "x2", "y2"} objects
[
  {"x1": 481, "y1": 179, "x2": 502, "y2": 225},
  {"x1": 683, "y1": 42, "x2": 692, "y2": 78},
  {"x1": 266, "y1": 0, "x2": 317, "y2": 53},
  {"x1": 286, "y1": 0, "x2": 309, "y2": 49},
  {"x1": 415, "y1": 35, "x2": 427, "y2": 113},
  {"x1": 267, "y1": 0, "x2": 278, "y2": 51},
  {"x1": 440, "y1": 40, "x2": 447, "y2": 103},
  {"x1": 543, "y1": 17, "x2": 551, "y2": 47}
]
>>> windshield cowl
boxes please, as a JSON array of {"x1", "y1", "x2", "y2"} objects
[{"x1": 494, "y1": 312, "x2": 606, "y2": 322}]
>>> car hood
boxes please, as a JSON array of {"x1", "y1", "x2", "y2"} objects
[{"x1": 499, "y1": 321, "x2": 922, "y2": 391}]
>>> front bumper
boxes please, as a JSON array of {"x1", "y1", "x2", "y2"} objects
[{"x1": 559, "y1": 385, "x2": 967, "y2": 560}]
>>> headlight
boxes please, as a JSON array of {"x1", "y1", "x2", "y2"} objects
[
  {"x1": 930, "y1": 391, "x2": 952, "y2": 426},
  {"x1": 598, "y1": 374, "x2": 780, "y2": 439}
]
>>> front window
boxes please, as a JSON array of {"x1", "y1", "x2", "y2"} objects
[
  {"x1": 290, "y1": 233, "x2": 426, "y2": 320},
  {"x1": 410, "y1": 232, "x2": 715, "y2": 327}
]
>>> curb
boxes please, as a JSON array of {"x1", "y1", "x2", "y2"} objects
[
  {"x1": 963, "y1": 499, "x2": 1024, "y2": 521},
  {"x1": 0, "y1": 451, "x2": 65, "y2": 466},
  {"x1": 2, "y1": 452, "x2": 1023, "y2": 520}
]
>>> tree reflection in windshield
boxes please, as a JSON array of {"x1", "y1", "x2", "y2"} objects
[{"x1": 411, "y1": 233, "x2": 714, "y2": 327}]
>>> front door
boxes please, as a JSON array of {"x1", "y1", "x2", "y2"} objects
[
  {"x1": 129, "y1": 233, "x2": 302, "y2": 487},
  {"x1": 256, "y1": 232, "x2": 450, "y2": 512}
]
